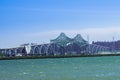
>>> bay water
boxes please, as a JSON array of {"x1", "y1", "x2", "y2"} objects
[{"x1": 0, "y1": 56, "x2": 120, "y2": 80}]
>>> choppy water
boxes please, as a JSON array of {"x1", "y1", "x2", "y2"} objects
[{"x1": 0, "y1": 56, "x2": 120, "y2": 80}]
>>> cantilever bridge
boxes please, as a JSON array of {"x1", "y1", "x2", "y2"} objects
[{"x1": 0, "y1": 33, "x2": 109, "y2": 57}]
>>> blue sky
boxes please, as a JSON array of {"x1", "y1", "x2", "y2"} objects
[{"x1": 0, "y1": 0, "x2": 120, "y2": 48}]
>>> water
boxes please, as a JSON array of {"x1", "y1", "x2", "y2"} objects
[{"x1": 0, "y1": 56, "x2": 120, "y2": 80}]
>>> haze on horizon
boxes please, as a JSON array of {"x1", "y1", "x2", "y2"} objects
[{"x1": 0, "y1": 0, "x2": 120, "y2": 48}]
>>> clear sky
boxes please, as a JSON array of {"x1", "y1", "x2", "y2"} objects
[{"x1": 0, "y1": 0, "x2": 120, "y2": 48}]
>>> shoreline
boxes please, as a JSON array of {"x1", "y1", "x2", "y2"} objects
[{"x1": 0, "y1": 54, "x2": 120, "y2": 60}]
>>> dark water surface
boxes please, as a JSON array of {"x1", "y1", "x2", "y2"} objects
[{"x1": 0, "y1": 56, "x2": 120, "y2": 80}]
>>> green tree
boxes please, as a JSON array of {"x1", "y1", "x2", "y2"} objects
[{"x1": 0, "y1": 52, "x2": 4, "y2": 57}]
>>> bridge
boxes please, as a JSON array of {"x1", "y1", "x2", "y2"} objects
[
  {"x1": 0, "y1": 43, "x2": 109, "y2": 57},
  {"x1": 0, "y1": 33, "x2": 110, "y2": 57}
]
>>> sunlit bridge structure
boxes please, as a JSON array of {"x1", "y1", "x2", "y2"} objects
[{"x1": 0, "y1": 33, "x2": 109, "y2": 57}]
